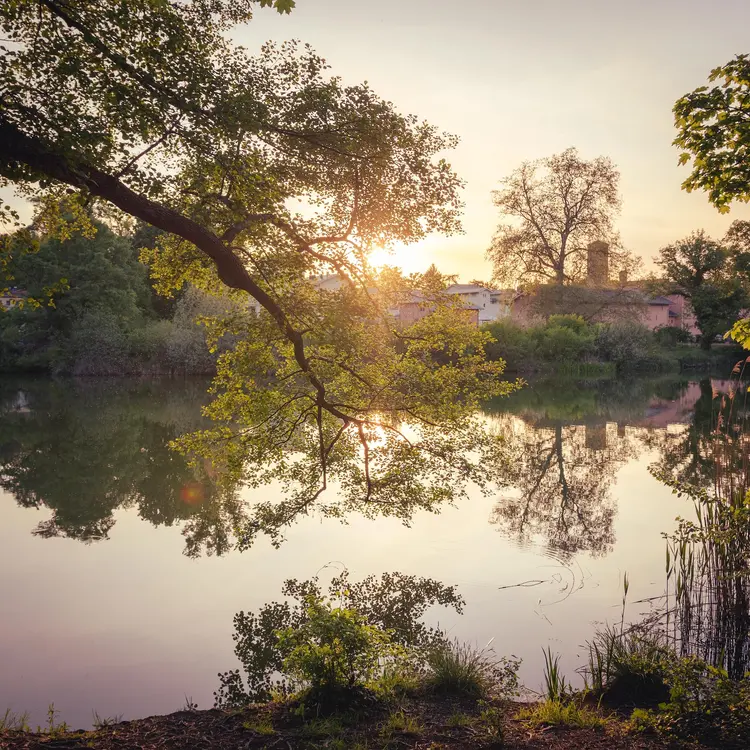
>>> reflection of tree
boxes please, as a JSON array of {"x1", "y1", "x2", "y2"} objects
[
  {"x1": 490, "y1": 417, "x2": 638, "y2": 558},
  {"x1": 646, "y1": 378, "x2": 750, "y2": 491},
  {"x1": 485, "y1": 375, "x2": 692, "y2": 427},
  {"x1": 0, "y1": 379, "x2": 244, "y2": 556}
]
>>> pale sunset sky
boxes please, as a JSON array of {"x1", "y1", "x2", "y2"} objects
[
  {"x1": 237, "y1": 0, "x2": 750, "y2": 280},
  {"x1": 6, "y1": 0, "x2": 750, "y2": 282}
]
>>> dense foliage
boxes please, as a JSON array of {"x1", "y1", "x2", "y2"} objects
[
  {"x1": 0, "y1": 1, "x2": 520, "y2": 534},
  {"x1": 0, "y1": 223, "x2": 227, "y2": 374},
  {"x1": 214, "y1": 570, "x2": 466, "y2": 707},
  {"x1": 482, "y1": 315, "x2": 671, "y2": 373},
  {"x1": 674, "y1": 55, "x2": 750, "y2": 211},
  {"x1": 0, "y1": 379, "x2": 245, "y2": 555},
  {"x1": 655, "y1": 229, "x2": 749, "y2": 350}
]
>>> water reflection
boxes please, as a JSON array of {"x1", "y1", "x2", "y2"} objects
[
  {"x1": 486, "y1": 377, "x2": 697, "y2": 559},
  {"x1": 4, "y1": 372, "x2": 750, "y2": 728},
  {"x1": 0, "y1": 374, "x2": 732, "y2": 560},
  {"x1": 658, "y1": 374, "x2": 750, "y2": 678},
  {"x1": 490, "y1": 420, "x2": 627, "y2": 558},
  {"x1": 0, "y1": 379, "x2": 242, "y2": 556}
]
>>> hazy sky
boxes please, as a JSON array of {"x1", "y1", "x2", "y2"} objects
[
  {"x1": 234, "y1": 0, "x2": 750, "y2": 280},
  {"x1": 5, "y1": 1, "x2": 750, "y2": 282}
]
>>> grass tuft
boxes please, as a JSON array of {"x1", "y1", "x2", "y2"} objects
[
  {"x1": 425, "y1": 639, "x2": 516, "y2": 699},
  {"x1": 381, "y1": 709, "x2": 423, "y2": 736},
  {"x1": 542, "y1": 647, "x2": 570, "y2": 702},
  {"x1": 581, "y1": 624, "x2": 671, "y2": 706},
  {"x1": 0, "y1": 709, "x2": 31, "y2": 732},
  {"x1": 92, "y1": 711, "x2": 124, "y2": 729},
  {"x1": 243, "y1": 718, "x2": 276, "y2": 735},
  {"x1": 519, "y1": 700, "x2": 608, "y2": 730},
  {"x1": 446, "y1": 710, "x2": 472, "y2": 727}
]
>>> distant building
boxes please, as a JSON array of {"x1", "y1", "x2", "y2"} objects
[
  {"x1": 506, "y1": 242, "x2": 700, "y2": 336},
  {"x1": 645, "y1": 296, "x2": 671, "y2": 330},
  {"x1": 666, "y1": 294, "x2": 700, "y2": 337},
  {"x1": 586, "y1": 241, "x2": 609, "y2": 286},
  {"x1": 444, "y1": 284, "x2": 512, "y2": 323},
  {"x1": 397, "y1": 291, "x2": 480, "y2": 326}
]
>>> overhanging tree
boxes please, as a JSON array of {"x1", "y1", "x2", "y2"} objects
[
  {"x1": 674, "y1": 55, "x2": 750, "y2": 348},
  {"x1": 0, "y1": 0, "x2": 516, "y2": 545},
  {"x1": 674, "y1": 55, "x2": 750, "y2": 212}
]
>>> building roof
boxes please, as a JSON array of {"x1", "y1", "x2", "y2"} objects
[
  {"x1": 445, "y1": 284, "x2": 489, "y2": 294},
  {"x1": 649, "y1": 296, "x2": 672, "y2": 306}
]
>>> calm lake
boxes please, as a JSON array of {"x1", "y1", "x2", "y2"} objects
[{"x1": 0, "y1": 374, "x2": 732, "y2": 728}]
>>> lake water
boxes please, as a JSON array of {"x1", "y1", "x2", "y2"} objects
[{"x1": 0, "y1": 374, "x2": 732, "y2": 728}]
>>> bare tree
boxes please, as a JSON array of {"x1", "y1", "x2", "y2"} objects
[{"x1": 488, "y1": 148, "x2": 623, "y2": 287}]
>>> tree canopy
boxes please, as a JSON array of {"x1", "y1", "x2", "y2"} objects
[
  {"x1": 674, "y1": 55, "x2": 750, "y2": 212},
  {"x1": 656, "y1": 230, "x2": 749, "y2": 349},
  {"x1": 0, "y1": 1, "x2": 516, "y2": 543},
  {"x1": 487, "y1": 148, "x2": 630, "y2": 287}
]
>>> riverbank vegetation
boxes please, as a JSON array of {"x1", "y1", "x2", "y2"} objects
[
  {"x1": 0, "y1": 221, "x2": 233, "y2": 375},
  {"x1": 482, "y1": 314, "x2": 742, "y2": 374}
]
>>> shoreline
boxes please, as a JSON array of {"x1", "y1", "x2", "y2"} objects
[{"x1": 0, "y1": 698, "x2": 700, "y2": 749}]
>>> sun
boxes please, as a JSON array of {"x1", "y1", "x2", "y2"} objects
[
  {"x1": 367, "y1": 245, "x2": 397, "y2": 269},
  {"x1": 367, "y1": 240, "x2": 428, "y2": 272}
]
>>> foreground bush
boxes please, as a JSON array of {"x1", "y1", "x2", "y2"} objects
[
  {"x1": 425, "y1": 639, "x2": 519, "y2": 699},
  {"x1": 216, "y1": 571, "x2": 520, "y2": 713},
  {"x1": 276, "y1": 596, "x2": 405, "y2": 707},
  {"x1": 581, "y1": 624, "x2": 672, "y2": 707},
  {"x1": 628, "y1": 658, "x2": 750, "y2": 748}
]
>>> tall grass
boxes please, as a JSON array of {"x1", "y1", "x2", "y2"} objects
[
  {"x1": 663, "y1": 357, "x2": 750, "y2": 678},
  {"x1": 580, "y1": 624, "x2": 671, "y2": 705},
  {"x1": 0, "y1": 709, "x2": 30, "y2": 732},
  {"x1": 541, "y1": 648, "x2": 570, "y2": 702},
  {"x1": 425, "y1": 639, "x2": 519, "y2": 699}
]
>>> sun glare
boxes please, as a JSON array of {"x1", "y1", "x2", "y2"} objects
[
  {"x1": 367, "y1": 240, "x2": 431, "y2": 273},
  {"x1": 367, "y1": 245, "x2": 396, "y2": 269}
]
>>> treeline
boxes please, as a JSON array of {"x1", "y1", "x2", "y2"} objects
[
  {"x1": 482, "y1": 315, "x2": 736, "y2": 374},
  {"x1": 0, "y1": 222, "x2": 234, "y2": 376}
]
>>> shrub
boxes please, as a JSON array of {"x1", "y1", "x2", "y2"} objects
[
  {"x1": 65, "y1": 311, "x2": 129, "y2": 375},
  {"x1": 627, "y1": 658, "x2": 750, "y2": 748},
  {"x1": 127, "y1": 320, "x2": 173, "y2": 370},
  {"x1": 483, "y1": 319, "x2": 538, "y2": 370},
  {"x1": 654, "y1": 325, "x2": 693, "y2": 347},
  {"x1": 215, "y1": 571, "x2": 465, "y2": 708},
  {"x1": 535, "y1": 316, "x2": 596, "y2": 362},
  {"x1": 594, "y1": 320, "x2": 655, "y2": 368},
  {"x1": 277, "y1": 595, "x2": 404, "y2": 704},
  {"x1": 483, "y1": 316, "x2": 597, "y2": 370},
  {"x1": 581, "y1": 624, "x2": 671, "y2": 707},
  {"x1": 425, "y1": 639, "x2": 520, "y2": 700},
  {"x1": 547, "y1": 313, "x2": 589, "y2": 333}
]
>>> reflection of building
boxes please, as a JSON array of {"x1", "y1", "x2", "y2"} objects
[
  {"x1": 585, "y1": 424, "x2": 608, "y2": 450},
  {"x1": 0, "y1": 287, "x2": 27, "y2": 309},
  {"x1": 620, "y1": 380, "x2": 729, "y2": 430}
]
